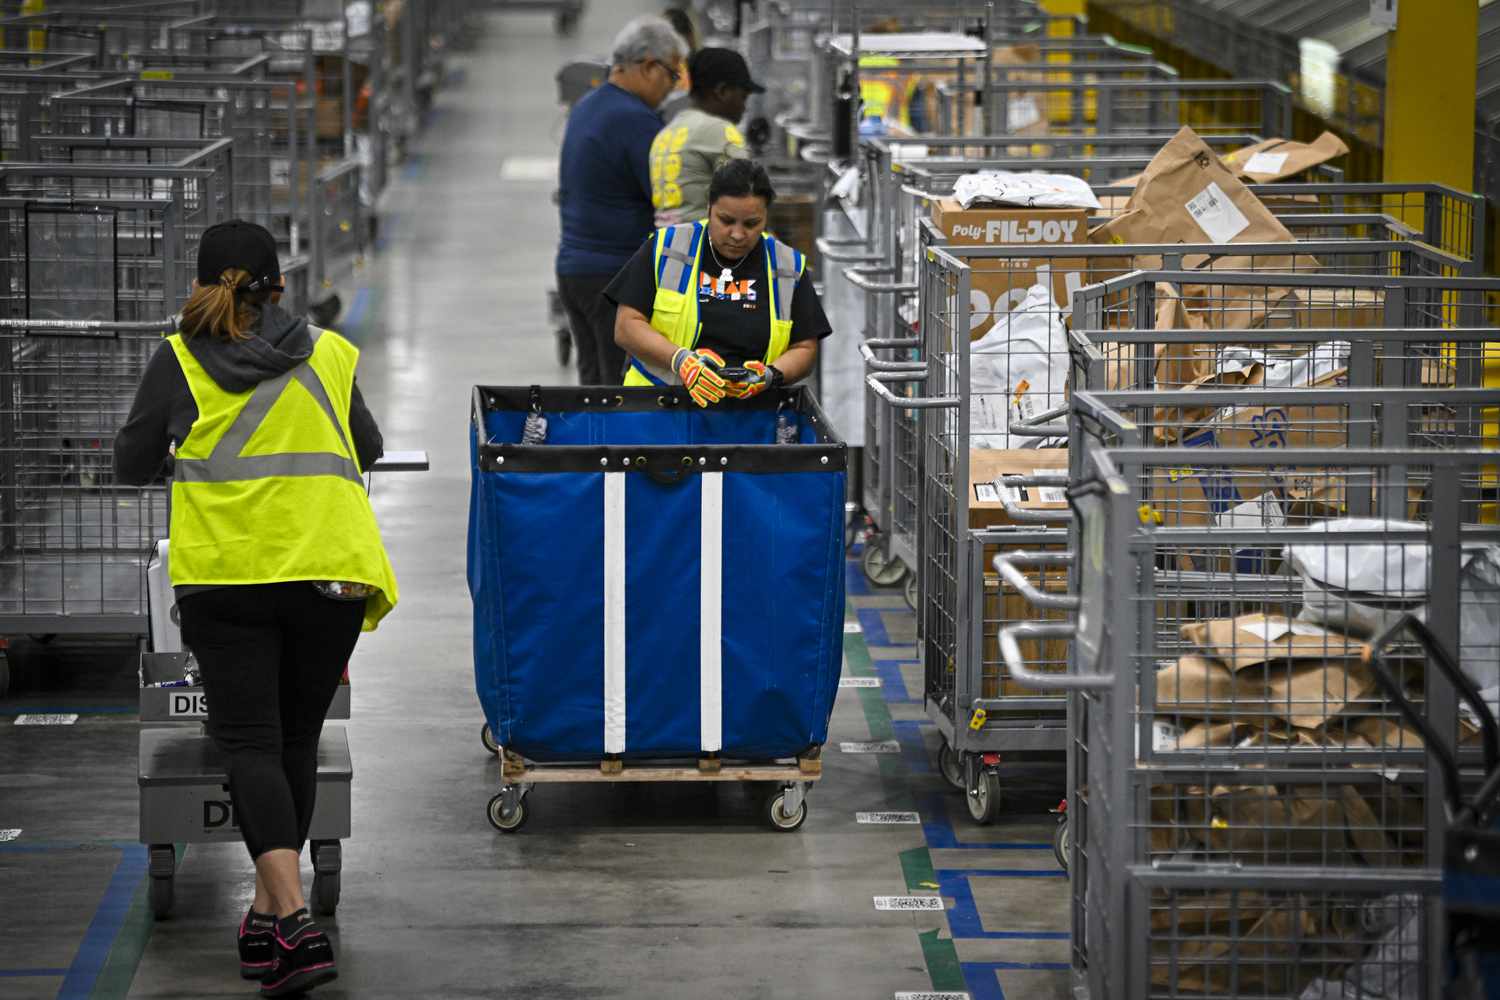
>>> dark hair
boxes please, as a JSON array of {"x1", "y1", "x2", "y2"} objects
[
  {"x1": 662, "y1": 8, "x2": 697, "y2": 52},
  {"x1": 708, "y1": 159, "x2": 776, "y2": 208}
]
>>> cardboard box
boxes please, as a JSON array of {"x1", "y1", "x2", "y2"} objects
[
  {"x1": 1255, "y1": 286, "x2": 1385, "y2": 330},
  {"x1": 968, "y1": 448, "x2": 1070, "y2": 530},
  {"x1": 980, "y1": 570, "x2": 1072, "y2": 699},
  {"x1": 1219, "y1": 131, "x2": 1350, "y2": 183},
  {"x1": 931, "y1": 197, "x2": 1087, "y2": 340},
  {"x1": 1180, "y1": 615, "x2": 1362, "y2": 672}
]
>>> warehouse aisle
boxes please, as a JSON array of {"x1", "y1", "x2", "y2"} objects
[{"x1": 0, "y1": 7, "x2": 1069, "y2": 999}]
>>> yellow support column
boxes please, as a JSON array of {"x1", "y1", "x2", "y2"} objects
[{"x1": 1382, "y1": 0, "x2": 1477, "y2": 190}]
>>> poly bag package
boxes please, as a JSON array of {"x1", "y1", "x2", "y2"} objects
[
  {"x1": 1287, "y1": 519, "x2": 1500, "y2": 697},
  {"x1": 969, "y1": 282, "x2": 1068, "y2": 450},
  {"x1": 953, "y1": 170, "x2": 1103, "y2": 211}
]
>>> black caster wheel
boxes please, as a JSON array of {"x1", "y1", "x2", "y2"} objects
[
  {"x1": 1053, "y1": 815, "x2": 1070, "y2": 872},
  {"x1": 312, "y1": 872, "x2": 341, "y2": 915},
  {"x1": 766, "y1": 789, "x2": 807, "y2": 832},
  {"x1": 966, "y1": 768, "x2": 1002, "y2": 825},
  {"x1": 481, "y1": 722, "x2": 499, "y2": 755},
  {"x1": 310, "y1": 840, "x2": 341, "y2": 916},
  {"x1": 148, "y1": 844, "x2": 175, "y2": 919},
  {"x1": 149, "y1": 875, "x2": 173, "y2": 919},
  {"x1": 937, "y1": 740, "x2": 964, "y2": 791},
  {"x1": 556, "y1": 331, "x2": 572, "y2": 367},
  {"x1": 488, "y1": 792, "x2": 527, "y2": 832},
  {"x1": 904, "y1": 572, "x2": 918, "y2": 611},
  {"x1": 861, "y1": 544, "x2": 905, "y2": 587}
]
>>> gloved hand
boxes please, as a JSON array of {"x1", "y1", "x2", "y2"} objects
[
  {"x1": 673, "y1": 347, "x2": 729, "y2": 408},
  {"x1": 722, "y1": 360, "x2": 772, "y2": 399}
]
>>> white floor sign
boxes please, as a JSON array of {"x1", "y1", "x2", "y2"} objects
[
  {"x1": 874, "y1": 896, "x2": 944, "y2": 911},
  {"x1": 14, "y1": 714, "x2": 78, "y2": 726},
  {"x1": 840, "y1": 741, "x2": 901, "y2": 754}
]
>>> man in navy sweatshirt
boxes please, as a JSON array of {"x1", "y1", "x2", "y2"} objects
[{"x1": 555, "y1": 16, "x2": 687, "y2": 385}]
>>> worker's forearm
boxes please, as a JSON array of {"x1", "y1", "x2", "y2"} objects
[
  {"x1": 772, "y1": 340, "x2": 818, "y2": 384},
  {"x1": 614, "y1": 306, "x2": 680, "y2": 372}
]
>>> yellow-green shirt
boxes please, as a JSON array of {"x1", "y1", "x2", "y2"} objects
[{"x1": 649, "y1": 107, "x2": 748, "y2": 228}]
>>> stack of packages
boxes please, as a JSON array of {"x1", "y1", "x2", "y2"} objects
[{"x1": 1144, "y1": 523, "x2": 1500, "y2": 995}]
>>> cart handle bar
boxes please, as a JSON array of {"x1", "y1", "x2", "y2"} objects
[
  {"x1": 845, "y1": 264, "x2": 918, "y2": 295},
  {"x1": 994, "y1": 551, "x2": 1079, "y2": 610},
  {"x1": 859, "y1": 339, "x2": 926, "y2": 374},
  {"x1": 865, "y1": 371, "x2": 958, "y2": 409},
  {"x1": 816, "y1": 236, "x2": 881, "y2": 263},
  {"x1": 998, "y1": 621, "x2": 1109, "y2": 691},
  {"x1": 996, "y1": 475, "x2": 1074, "y2": 526},
  {"x1": 1009, "y1": 402, "x2": 1070, "y2": 439}
]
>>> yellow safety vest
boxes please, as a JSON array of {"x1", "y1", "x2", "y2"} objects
[
  {"x1": 859, "y1": 55, "x2": 916, "y2": 128},
  {"x1": 166, "y1": 326, "x2": 398, "y2": 630},
  {"x1": 623, "y1": 220, "x2": 805, "y2": 386}
]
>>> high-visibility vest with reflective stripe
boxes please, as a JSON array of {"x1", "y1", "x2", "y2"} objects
[
  {"x1": 166, "y1": 327, "x2": 398, "y2": 630},
  {"x1": 859, "y1": 55, "x2": 915, "y2": 128},
  {"x1": 623, "y1": 221, "x2": 805, "y2": 387}
]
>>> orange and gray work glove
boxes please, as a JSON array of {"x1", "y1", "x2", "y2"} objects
[
  {"x1": 722, "y1": 360, "x2": 784, "y2": 399},
  {"x1": 673, "y1": 347, "x2": 729, "y2": 407}
]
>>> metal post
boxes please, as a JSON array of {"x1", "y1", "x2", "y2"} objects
[{"x1": 342, "y1": 1, "x2": 354, "y2": 158}]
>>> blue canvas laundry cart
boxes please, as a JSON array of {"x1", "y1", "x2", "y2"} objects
[{"x1": 468, "y1": 384, "x2": 847, "y2": 832}]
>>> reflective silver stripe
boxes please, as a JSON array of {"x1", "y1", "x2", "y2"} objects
[
  {"x1": 175, "y1": 452, "x2": 363, "y2": 484},
  {"x1": 766, "y1": 237, "x2": 800, "y2": 323},
  {"x1": 176, "y1": 326, "x2": 362, "y2": 485},
  {"x1": 657, "y1": 222, "x2": 699, "y2": 295}
]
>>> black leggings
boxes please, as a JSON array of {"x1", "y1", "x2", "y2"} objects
[{"x1": 178, "y1": 582, "x2": 364, "y2": 860}]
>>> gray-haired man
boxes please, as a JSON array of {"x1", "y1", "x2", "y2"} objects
[{"x1": 555, "y1": 16, "x2": 687, "y2": 385}]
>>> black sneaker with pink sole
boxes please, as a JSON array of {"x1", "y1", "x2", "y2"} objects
[
  {"x1": 237, "y1": 909, "x2": 276, "y2": 980},
  {"x1": 259, "y1": 909, "x2": 337, "y2": 998}
]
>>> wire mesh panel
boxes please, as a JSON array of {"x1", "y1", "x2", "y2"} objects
[
  {"x1": 1058, "y1": 387, "x2": 1500, "y2": 1000},
  {"x1": 0, "y1": 318, "x2": 172, "y2": 634},
  {"x1": 309, "y1": 156, "x2": 361, "y2": 298}
]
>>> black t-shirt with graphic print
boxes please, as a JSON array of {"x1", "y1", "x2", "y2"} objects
[{"x1": 602, "y1": 231, "x2": 833, "y2": 368}]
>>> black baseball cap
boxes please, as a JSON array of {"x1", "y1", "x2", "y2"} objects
[
  {"x1": 197, "y1": 220, "x2": 280, "y2": 292},
  {"x1": 689, "y1": 47, "x2": 765, "y2": 95}
]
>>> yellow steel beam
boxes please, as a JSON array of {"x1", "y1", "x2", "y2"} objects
[
  {"x1": 1039, "y1": 0, "x2": 1085, "y2": 40},
  {"x1": 1382, "y1": 0, "x2": 1477, "y2": 191}
]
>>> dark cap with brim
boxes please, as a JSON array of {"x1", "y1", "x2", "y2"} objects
[
  {"x1": 197, "y1": 220, "x2": 280, "y2": 292},
  {"x1": 689, "y1": 46, "x2": 766, "y2": 94}
]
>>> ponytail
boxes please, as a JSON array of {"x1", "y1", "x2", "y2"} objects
[{"x1": 180, "y1": 268, "x2": 268, "y2": 341}]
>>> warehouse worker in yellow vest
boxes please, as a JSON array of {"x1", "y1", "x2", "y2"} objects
[
  {"x1": 115, "y1": 221, "x2": 395, "y2": 998},
  {"x1": 608, "y1": 159, "x2": 833, "y2": 406}
]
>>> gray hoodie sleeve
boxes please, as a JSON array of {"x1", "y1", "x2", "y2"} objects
[{"x1": 114, "y1": 340, "x2": 197, "y2": 486}]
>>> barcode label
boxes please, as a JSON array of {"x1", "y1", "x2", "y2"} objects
[
  {"x1": 857, "y1": 811, "x2": 922, "y2": 824},
  {"x1": 1184, "y1": 181, "x2": 1250, "y2": 243},
  {"x1": 840, "y1": 677, "x2": 881, "y2": 688},
  {"x1": 1242, "y1": 151, "x2": 1290, "y2": 176},
  {"x1": 14, "y1": 714, "x2": 78, "y2": 726},
  {"x1": 974, "y1": 482, "x2": 1001, "y2": 503},
  {"x1": 841, "y1": 741, "x2": 902, "y2": 754},
  {"x1": 874, "y1": 896, "x2": 945, "y2": 911}
]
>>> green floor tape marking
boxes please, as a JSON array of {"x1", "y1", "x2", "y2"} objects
[
  {"x1": 847, "y1": 624, "x2": 963, "y2": 994},
  {"x1": 900, "y1": 846, "x2": 937, "y2": 892},
  {"x1": 920, "y1": 927, "x2": 967, "y2": 992},
  {"x1": 91, "y1": 876, "x2": 153, "y2": 998}
]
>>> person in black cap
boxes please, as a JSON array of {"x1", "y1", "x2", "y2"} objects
[
  {"x1": 116, "y1": 219, "x2": 393, "y2": 997},
  {"x1": 648, "y1": 46, "x2": 766, "y2": 228}
]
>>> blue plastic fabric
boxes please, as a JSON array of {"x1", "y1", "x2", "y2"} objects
[{"x1": 468, "y1": 407, "x2": 844, "y2": 762}]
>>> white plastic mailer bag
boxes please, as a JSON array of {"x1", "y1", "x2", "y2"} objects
[
  {"x1": 1288, "y1": 518, "x2": 1500, "y2": 695},
  {"x1": 969, "y1": 283, "x2": 1069, "y2": 450},
  {"x1": 952, "y1": 170, "x2": 1104, "y2": 211}
]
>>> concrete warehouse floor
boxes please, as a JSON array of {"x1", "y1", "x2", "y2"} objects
[{"x1": 0, "y1": 5, "x2": 1069, "y2": 998}]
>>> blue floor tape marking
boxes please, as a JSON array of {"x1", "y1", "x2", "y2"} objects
[
  {"x1": 920, "y1": 795, "x2": 1050, "y2": 851},
  {"x1": 342, "y1": 286, "x2": 371, "y2": 330},
  {"x1": 871, "y1": 659, "x2": 915, "y2": 702},
  {"x1": 0, "y1": 969, "x2": 67, "y2": 977},
  {"x1": 845, "y1": 560, "x2": 873, "y2": 596},
  {"x1": 941, "y1": 870, "x2": 1069, "y2": 941},
  {"x1": 856, "y1": 607, "x2": 892, "y2": 647},
  {"x1": 890, "y1": 720, "x2": 931, "y2": 772},
  {"x1": 57, "y1": 845, "x2": 147, "y2": 999}
]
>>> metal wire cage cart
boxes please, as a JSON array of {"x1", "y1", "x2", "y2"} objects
[{"x1": 1007, "y1": 384, "x2": 1500, "y2": 999}]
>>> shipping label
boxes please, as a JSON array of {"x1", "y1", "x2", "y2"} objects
[{"x1": 1184, "y1": 181, "x2": 1250, "y2": 243}]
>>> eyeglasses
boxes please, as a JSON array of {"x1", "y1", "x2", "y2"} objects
[{"x1": 646, "y1": 59, "x2": 681, "y2": 85}]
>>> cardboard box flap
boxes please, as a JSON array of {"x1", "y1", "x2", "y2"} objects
[
  {"x1": 1220, "y1": 131, "x2": 1350, "y2": 183},
  {"x1": 1179, "y1": 614, "x2": 1362, "y2": 671}
]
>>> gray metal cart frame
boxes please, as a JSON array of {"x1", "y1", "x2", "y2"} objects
[{"x1": 1016, "y1": 386, "x2": 1500, "y2": 1000}]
